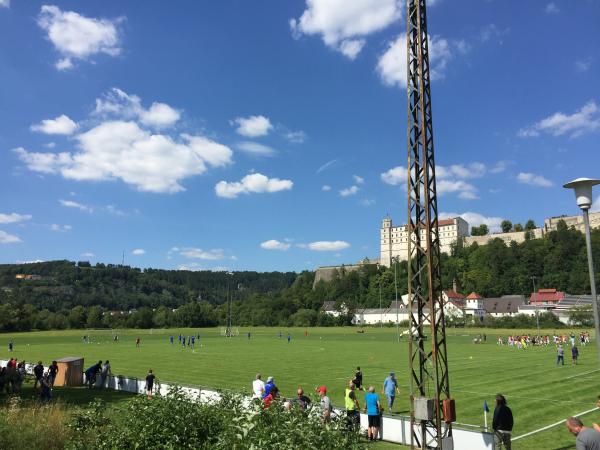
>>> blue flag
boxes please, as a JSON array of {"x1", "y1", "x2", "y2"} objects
[{"x1": 483, "y1": 400, "x2": 490, "y2": 412}]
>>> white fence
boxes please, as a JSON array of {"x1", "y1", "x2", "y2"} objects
[{"x1": 1, "y1": 359, "x2": 495, "y2": 449}]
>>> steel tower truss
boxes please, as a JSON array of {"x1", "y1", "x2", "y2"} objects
[{"x1": 406, "y1": 0, "x2": 452, "y2": 448}]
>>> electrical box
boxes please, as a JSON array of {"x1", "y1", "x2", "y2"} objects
[
  {"x1": 443, "y1": 398, "x2": 456, "y2": 423},
  {"x1": 414, "y1": 396, "x2": 435, "y2": 421}
]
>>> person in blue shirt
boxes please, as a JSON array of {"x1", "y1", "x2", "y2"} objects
[
  {"x1": 287, "y1": 333, "x2": 291, "y2": 343},
  {"x1": 191, "y1": 336, "x2": 195, "y2": 350},
  {"x1": 263, "y1": 376, "x2": 276, "y2": 399},
  {"x1": 169, "y1": 335, "x2": 174, "y2": 345},
  {"x1": 364, "y1": 386, "x2": 382, "y2": 441},
  {"x1": 383, "y1": 372, "x2": 399, "y2": 414}
]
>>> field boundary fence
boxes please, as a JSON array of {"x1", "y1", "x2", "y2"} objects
[{"x1": 1, "y1": 359, "x2": 495, "y2": 449}]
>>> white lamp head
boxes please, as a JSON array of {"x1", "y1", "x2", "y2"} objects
[{"x1": 563, "y1": 178, "x2": 600, "y2": 210}]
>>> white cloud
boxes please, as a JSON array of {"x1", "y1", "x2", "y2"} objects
[
  {"x1": 339, "y1": 39, "x2": 365, "y2": 60},
  {"x1": 339, "y1": 185, "x2": 359, "y2": 197},
  {"x1": 0, "y1": 230, "x2": 21, "y2": 244},
  {"x1": 0, "y1": 0, "x2": 9, "y2": 8},
  {"x1": 490, "y1": 160, "x2": 512, "y2": 174},
  {"x1": 322, "y1": 185, "x2": 332, "y2": 192},
  {"x1": 479, "y1": 24, "x2": 510, "y2": 44},
  {"x1": 139, "y1": 102, "x2": 181, "y2": 128},
  {"x1": 437, "y1": 179, "x2": 478, "y2": 199},
  {"x1": 545, "y1": 2, "x2": 560, "y2": 14},
  {"x1": 591, "y1": 196, "x2": 600, "y2": 213},
  {"x1": 290, "y1": 0, "x2": 402, "y2": 59},
  {"x1": 575, "y1": 58, "x2": 593, "y2": 73},
  {"x1": 81, "y1": 252, "x2": 95, "y2": 258},
  {"x1": 518, "y1": 101, "x2": 600, "y2": 138},
  {"x1": 0, "y1": 213, "x2": 32, "y2": 224},
  {"x1": 381, "y1": 166, "x2": 407, "y2": 186},
  {"x1": 353, "y1": 175, "x2": 365, "y2": 184},
  {"x1": 132, "y1": 248, "x2": 145, "y2": 255},
  {"x1": 94, "y1": 88, "x2": 181, "y2": 128},
  {"x1": 236, "y1": 141, "x2": 277, "y2": 157},
  {"x1": 305, "y1": 240, "x2": 350, "y2": 251},
  {"x1": 179, "y1": 248, "x2": 226, "y2": 260},
  {"x1": 59, "y1": 199, "x2": 93, "y2": 212},
  {"x1": 377, "y1": 34, "x2": 452, "y2": 88},
  {"x1": 440, "y1": 211, "x2": 505, "y2": 234},
  {"x1": 232, "y1": 115, "x2": 273, "y2": 137},
  {"x1": 18, "y1": 121, "x2": 232, "y2": 193},
  {"x1": 316, "y1": 159, "x2": 338, "y2": 173},
  {"x1": 517, "y1": 172, "x2": 554, "y2": 188},
  {"x1": 37, "y1": 5, "x2": 123, "y2": 70},
  {"x1": 381, "y1": 163, "x2": 481, "y2": 199},
  {"x1": 50, "y1": 224, "x2": 72, "y2": 232},
  {"x1": 360, "y1": 199, "x2": 375, "y2": 207},
  {"x1": 285, "y1": 130, "x2": 307, "y2": 143},
  {"x1": 260, "y1": 239, "x2": 291, "y2": 251},
  {"x1": 215, "y1": 173, "x2": 293, "y2": 199},
  {"x1": 31, "y1": 114, "x2": 78, "y2": 135}
]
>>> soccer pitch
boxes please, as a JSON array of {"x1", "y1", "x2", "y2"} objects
[{"x1": 1, "y1": 327, "x2": 598, "y2": 450}]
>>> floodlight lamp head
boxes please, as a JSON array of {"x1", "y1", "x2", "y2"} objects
[{"x1": 563, "y1": 178, "x2": 600, "y2": 210}]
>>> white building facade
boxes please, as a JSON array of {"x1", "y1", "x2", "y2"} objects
[{"x1": 380, "y1": 217, "x2": 469, "y2": 266}]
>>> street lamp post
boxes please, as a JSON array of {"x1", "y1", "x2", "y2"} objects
[{"x1": 564, "y1": 178, "x2": 600, "y2": 366}]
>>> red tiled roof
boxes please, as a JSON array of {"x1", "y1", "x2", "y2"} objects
[
  {"x1": 438, "y1": 219, "x2": 455, "y2": 227},
  {"x1": 444, "y1": 290, "x2": 465, "y2": 299},
  {"x1": 530, "y1": 290, "x2": 565, "y2": 303},
  {"x1": 466, "y1": 292, "x2": 482, "y2": 300}
]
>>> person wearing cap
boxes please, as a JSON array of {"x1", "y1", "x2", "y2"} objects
[
  {"x1": 383, "y1": 372, "x2": 399, "y2": 414},
  {"x1": 345, "y1": 380, "x2": 360, "y2": 430},
  {"x1": 316, "y1": 386, "x2": 332, "y2": 422},
  {"x1": 263, "y1": 376, "x2": 276, "y2": 399},
  {"x1": 252, "y1": 373, "x2": 265, "y2": 400}
]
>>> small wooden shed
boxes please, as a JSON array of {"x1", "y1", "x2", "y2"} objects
[{"x1": 54, "y1": 356, "x2": 84, "y2": 386}]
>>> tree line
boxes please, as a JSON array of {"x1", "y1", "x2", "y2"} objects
[{"x1": 0, "y1": 219, "x2": 598, "y2": 331}]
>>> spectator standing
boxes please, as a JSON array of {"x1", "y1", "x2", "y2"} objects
[
  {"x1": 316, "y1": 386, "x2": 332, "y2": 422},
  {"x1": 353, "y1": 367, "x2": 364, "y2": 391},
  {"x1": 48, "y1": 361, "x2": 59, "y2": 387},
  {"x1": 364, "y1": 386, "x2": 382, "y2": 441},
  {"x1": 492, "y1": 394, "x2": 513, "y2": 450},
  {"x1": 383, "y1": 372, "x2": 399, "y2": 414},
  {"x1": 85, "y1": 361, "x2": 102, "y2": 389},
  {"x1": 252, "y1": 373, "x2": 265, "y2": 400},
  {"x1": 557, "y1": 345, "x2": 565, "y2": 365},
  {"x1": 33, "y1": 361, "x2": 44, "y2": 391},
  {"x1": 566, "y1": 417, "x2": 600, "y2": 450},
  {"x1": 14, "y1": 362, "x2": 26, "y2": 393},
  {"x1": 344, "y1": 381, "x2": 360, "y2": 430},
  {"x1": 8, "y1": 341, "x2": 13, "y2": 352},
  {"x1": 145, "y1": 369, "x2": 156, "y2": 399},
  {"x1": 100, "y1": 360, "x2": 111, "y2": 388},
  {"x1": 40, "y1": 373, "x2": 52, "y2": 402},
  {"x1": 572, "y1": 345, "x2": 579, "y2": 365}
]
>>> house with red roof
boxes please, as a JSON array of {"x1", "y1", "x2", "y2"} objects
[{"x1": 529, "y1": 288, "x2": 565, "y2": 305}]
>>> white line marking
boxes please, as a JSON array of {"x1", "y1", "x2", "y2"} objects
[
  {"x1": 565, "y1": 368, "x2": 600, "y2": 380},
  {"x1": 512, "y1": 407, "x2": 599, "y2": 441}
]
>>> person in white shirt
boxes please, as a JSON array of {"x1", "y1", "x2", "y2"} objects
[{"x1": 252, "y1": 373, "x2": 265, "y2": 399}]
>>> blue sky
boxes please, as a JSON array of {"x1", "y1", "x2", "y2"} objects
[{"x1": 1, "y1": 0, "x2": 599, "y2": 272}]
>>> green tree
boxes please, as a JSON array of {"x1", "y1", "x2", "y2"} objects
[
  {"x1": 501, "y1": 220, "x2": 513, "y2": 233},
  {"x1": 514, "y1": 223, "x2": 523, "y2": 232},
  {"x1": 525, "y1": 219, "x2": 537, "y2": 230}
]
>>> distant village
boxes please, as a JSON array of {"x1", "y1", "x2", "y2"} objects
[{"x1": 316, "y1": 210, "x2": 600, "y2": 326}]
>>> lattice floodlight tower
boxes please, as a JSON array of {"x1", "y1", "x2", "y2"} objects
[{"x1": 406, "y1": 0, "x2": 455, "y2": 448}]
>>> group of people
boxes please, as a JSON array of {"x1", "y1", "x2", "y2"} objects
[
  {"x1": 84, "y1": 360, "x2": 112, "y2": 388},
  {"x1": 0, "y1": 359, "x2": 58, "y2": 401},
  {"x1": 170, "y1": 334, "x2": 199, "y2": 350},
  {"x1": 498, "y1": 331, "x2": 591, "y2": 349},
  {"x1": 250, "y1": 367, "x2": 400, "y2": 441}
]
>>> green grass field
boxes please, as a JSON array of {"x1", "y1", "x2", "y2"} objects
[{"x1": 1, "y1": 327, "x2": 599, "y2": 450}]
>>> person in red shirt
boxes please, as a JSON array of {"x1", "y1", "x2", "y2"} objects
[{"x1": 263, "y1": 386, "x2": 279, "y2": 408}]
